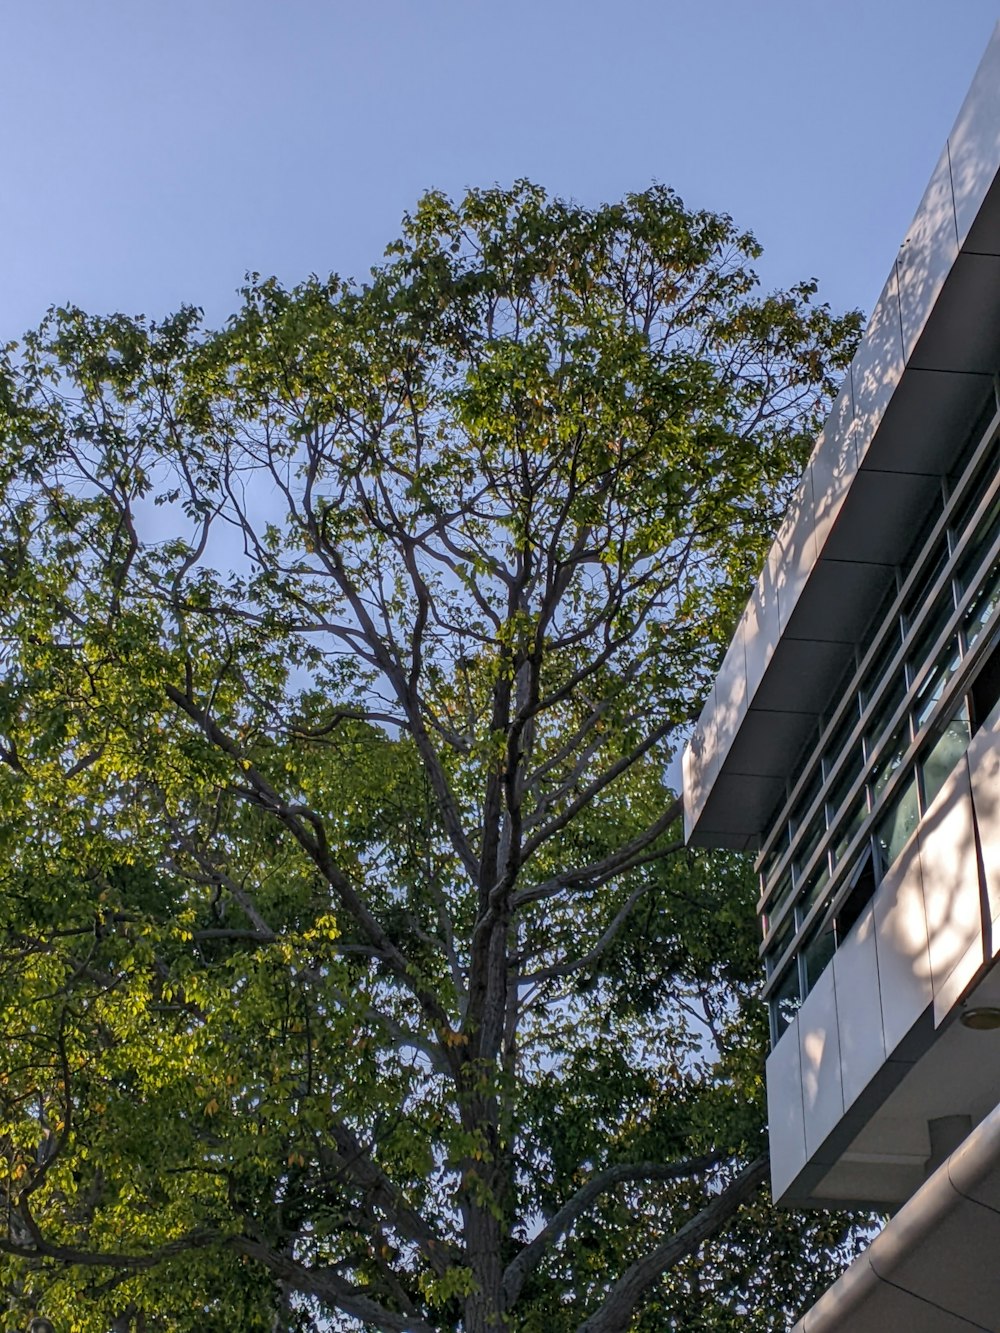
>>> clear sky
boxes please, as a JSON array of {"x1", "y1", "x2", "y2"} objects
[{"x1": 3, "y1": 2, "x2": 999, "y2": 342}]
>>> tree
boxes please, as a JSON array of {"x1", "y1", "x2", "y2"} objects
[{"x1": 0, "y1": 182, "x2": 864, "y2": 1332}]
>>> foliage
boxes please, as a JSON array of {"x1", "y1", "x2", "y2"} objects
[{"x1": 0, "y1": 182, "x2": 865, "y2": 1331}]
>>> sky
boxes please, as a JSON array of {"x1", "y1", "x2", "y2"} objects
[{"x1": 3, "y1": 2, "x2": 999, "y2": 345}]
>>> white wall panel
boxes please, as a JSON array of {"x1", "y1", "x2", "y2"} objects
[
  {"x1": 766, "y1": 1020, "x2": 807, "y2": 1202},
  {"x1": 809, "y1": 376, "x2": 857, "y2": 555},
  {"x1": 874, "y1": 837, "x2": 933, "y2": 1058},
  {"x1": 798, "y1": 967, "x2": 845, "y2": 1158},
  {"x1": 949, "y1": 22, "x2": 1000, "y2": 250},
  {"x1": 833, "y1": 904, "x2": 886, "y2": 1111},
  {"x1": 967, "y1": 701, "x2": 1000, "y2": 938},
  {"x1": 711, "y1": 618, "x2": 748, "y2": 761},
  {"x1": 851, "y1": 267, "x2": 905, "y2": 467},
  {"x1": 917, "y1": 759, "x2": 984, "y2": 1023},
  {"x1": 743, "y1": 562, "x2": 781, "y2": 702},
  {"x1": 772, "y1": 468, "x2": 819, "y2": 636},
  {"x1": 897, "y1": 145, "x2": 959, "y2": 364}
]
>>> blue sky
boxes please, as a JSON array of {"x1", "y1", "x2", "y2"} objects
[{"x1": 3, "y1": 2, "x2": 999, "y2": 341}]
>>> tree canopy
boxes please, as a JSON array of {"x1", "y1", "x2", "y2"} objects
[{"x1": 0, "y1": 182, "x2": 864, "y2": 1332}]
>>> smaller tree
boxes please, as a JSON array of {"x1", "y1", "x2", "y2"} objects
[{"x1": 0, "y1": 182, "x2": 864, "y2": 1331}]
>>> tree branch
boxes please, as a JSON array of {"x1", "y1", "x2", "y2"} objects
[
  {"x1": 575, "y1": 1153, "x2": 770, "y2": 1333},
  {"x1": 502, "y1": 1152, "x2": 726, "y2": 1310}
]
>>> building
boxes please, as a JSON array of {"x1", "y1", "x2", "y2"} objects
[{"x1": 682, "y1": 24, "x2": 1000, "y2": 1331}]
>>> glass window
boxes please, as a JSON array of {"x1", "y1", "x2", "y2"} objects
[
  {"x1": 796, "y1": 862, "x2": 831, "y2": 920},
  {"x1": 903, "y1": 538, "x2": 949, "y2": 631},
  {"x1": 875, "y1": 773, "x2": 920, "y2": 872},
  {"x1": 861, "y1": 624, "x2": 903, "y2": 710},
  {"x1": 920, "y1": 705, "x2": 971, "y2": 812},
  {"x1": 802, "y1": 923, "x2": 837, "y2": 995},
  {"x1": 792, "y1": 812, "x2": 827, "y2": 884},
  {"x1": 908, "y1": 592, "x2": 957, "y2": 680},
  {"x1": 870, "y1": 723, "x2": 908, "y2": 803},
  {"x1": 770, "y1": 964, "x2": 802, "y2": 1042},
  {"x1": 912, "y1": 638, "x2": 961, "y2": 733},
  {"x1": 963, "y1": 554, "x2": 1000, "y2": 650},
  {"x1": 832, "y1": 794, "x2": 868, "y2": 866}
]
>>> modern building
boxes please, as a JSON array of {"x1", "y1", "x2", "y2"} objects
[{"x1": 683, "y1": 24, "x2": 1000, "y2": 1331}]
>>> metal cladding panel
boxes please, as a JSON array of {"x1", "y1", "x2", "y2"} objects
[
  {"x1": 711, "y1": 619, "x2": 748, "y2": 762},
  {"x1": 766, "y1": 1022, "x2": 808, "y2": 1202},
  {"x1": 798, "y1": 967, "x2": 845, "y2": 1159},
  {"x1": 750, "y1": 637, "x2": 846, "y2": 716},
  {"x1": 916, "y1": 759, "x2": 985, "y2": 1022},
  {"x1": 743, "y1": 565, "x2": 780, "y2": 700},
  {"x1": 968, "y1": 701, "x2": 1000, "y2": 931},
  {"x1": 798, "y1": 1267, "x2": 985, "y2": 1333},
  {"x1": 851, "y1": 266, "x2": 905, "y2": 468},
  {"x1": 684, "y1": 770, "x2": 783, "y2": 847},
  {"x1": 780, "y1": 559, "x2": 889, "y2": 645},
  {"x1": 868, "y1": 1177, "x2": 1000, "y2": 1329},
  {"x1": 820, "y1": 470, "x2": 942, "y2": 564},
  {"x1": 873, "y1": 835, "x2": 933, "y2": 1060},
  {"x1": 949, "y1": 21, "x2": 1000, "y2": 250},
  {"x1": 897, "y1": 144, "x2": 959, "y2": 364},
  {"x1": 863, "y1": 367, "x2": 993, "y2": 474},
  {"x1": 907, "y1": 251, "x2": 1000, "y2": 374},
  {"x1": 772, "y1": 467, "x2": 819, "y2": 637},
  {"x1": 949, "y1": 1101, "x2": 1000, "y2": 1213},
  {"x1": 810, "y1": 377, "x2": 857, "y2": 553},
  {"x1": 833, "y1": 904, "x2": 886, "y2": 1112},
  {"x1": 723, "y1": 707, "x2": 819, "y2": 780}
]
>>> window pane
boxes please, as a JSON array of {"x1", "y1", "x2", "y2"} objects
[
  {"x1": 832, "y1": 796, "x2": 868, "y2": 865},
  {"x1": 903, "y1": 539, "x2": 949, "y2": 631},
  {"x1": 912, "y1": 638, "x2": 961, "y2": 732},
  {"x1": 870, "y1": 723, "x2": 908, "y2": 803},
  {"x1": 771, "y1": 964, "x2": 802, "y2": 1041},
  {"x1": 921, "y1": 707, "x2": 971, "y2": 811},
  {"x1": 875, "y1": 774, "x2": 920, "y2": 871},
  {"x1": 964, "y1": 554, "x2": 1000, "y2": 649},
  {"x1": 802, "y1": 924, "x2": 836, "y2": 994}
]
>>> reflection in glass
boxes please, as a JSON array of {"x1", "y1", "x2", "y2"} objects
[
  {"x1": 771, "y1": 965, "x2": 802, "y2": 1040},
  {"x1": 921, "y1": 707, "x2": 971, "y2": 811},
  {"x1": 875, "y1": 775, "x2": 920, "y2": 871}
]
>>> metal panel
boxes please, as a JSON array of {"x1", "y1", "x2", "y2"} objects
[
  {"x1": 949, "y1": 21, "x2": 1000, "y2": 250},
  {"x1": 873, "y1": 836, "x2": 933, "y2": 1059},
  {"x1": 781, "y1": 559, "x2": 890, "y2": 645},
  {"x1": 723, "y1": 708, "x2": 819, "y2": 780},
  {"x1": 772, "y1": 467, "x2": 819, "y2": 637},
  {"x1": 897, "y1": 144, "x2": 959, "y2": 363},
  {"x1": 798, "y1": 968, "x2": 845, "y2": 1159},
  {"x1": 750, "y1": 638, "x2": 848, "y2": 716},
  {"x1": 711, "y1": 618, "x2": 748, "y2": 761},
  {"x1": 743, "y1": 564, "x2": 781, "y2": 700},
  {"x1": 906, "y1": 252, "x2": 1000, "y2": 374},
  {"x1": 967, "y1": 701, "x2": 1000, "y2": 936},
  {"x1": 766, "y1": 1020, "x2": 807, "y2": 1203},
  {"x1": 851, "y1": 267, "x2": 904, "y2": 467},
  {"x1": 833, "y1": 904, "x2": 886, "y2": 1112},
  {"x1": 810, "y1": 377, "x2": 857, "y2": 553},
  {"x1": 864, "y1": 367, "x2": 993, "y2": 475},
  {"x1": 869, "y1": 1181, "x2": 1000, "y2": 1328},
  {"x1": 916, "y1": 759, "x2": 984, "y2": 1023}
]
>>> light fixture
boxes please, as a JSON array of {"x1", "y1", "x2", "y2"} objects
[{"x1": 960, "y1": 1006, "x2": 1000, "y2": 1031}]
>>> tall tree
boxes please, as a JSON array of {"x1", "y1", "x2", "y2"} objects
[{"x1": 0, "y1": 183, "x2": 863, "y2": 1332}]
